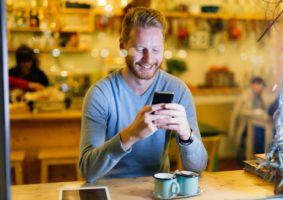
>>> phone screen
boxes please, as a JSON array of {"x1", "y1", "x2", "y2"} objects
[{"x1": 152, "y1": 91, "x2": 174, "y2": 104}]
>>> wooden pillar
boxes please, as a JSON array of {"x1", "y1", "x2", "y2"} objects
[{"x1": 275, "y1": 23, "x2": 283, "y2": 86}]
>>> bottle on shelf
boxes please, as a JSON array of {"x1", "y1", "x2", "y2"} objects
[
  {"x1": 15, "y1": 10, "x2": 27, "y2": 28},
  {"x1": 30, "y1": 10, "x2": 40, "y2": 27}
]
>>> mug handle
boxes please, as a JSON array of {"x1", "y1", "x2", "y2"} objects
[{"x1": 170, "y1": 181, "x2": 180, "y2": 197}]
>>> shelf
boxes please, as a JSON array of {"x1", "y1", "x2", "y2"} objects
[
  {"x1": 8, "y1": 47, "x2": 90, "y2": 53},
  {"x1": 163, "y1": 11, "x2": 270, "y2": 21},
  {"x1": 7, "y1": 10, "x2": 269, "y2": 35},
  {"x1": 8, "y1": 27, "x2": 91, "y2": 33},
  {"x1": 190, "y1": 87, "x2": 242, "y2": 95},
  {"x1": 92, "y1": 8, "x2": 123, "y2": 16},
  {"x1": 59, "y1": 7, "x2": 123, "y2": 16},
  {"x1": 9, "y1": 27, "x2": 45, "y2": 32},
  {"x1": 92, "y1": 9, "x2": 270, "y2": 20},
  {"x1": 61, "y1": 8, "x2": 92, "y2": 14}
]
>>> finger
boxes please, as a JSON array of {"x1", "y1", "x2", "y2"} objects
[
  {"x1": 151, "y1": 103, "x2": 166, "y2": 112},
  {"x1": 154, "y1": 117, "x2": 185, "y2": 125},
  {"x1": 144, "y1": 113, "x2": 170, "y2": 124},
  {"x1": 157, "y1": 124, "x2": 179, "y2": 131},
  {"x1": 149, "y1": 114, "x2": 172, "y2": 122},
  {"x1": 164, "y1": 103, "x2": 185, "y2": 111},
  {"x1": 154, "y1": 109, "x2": 185, "y2": 118},
  {"x1": 141, "y1": 104, "x2": 165, "y2": 114}
]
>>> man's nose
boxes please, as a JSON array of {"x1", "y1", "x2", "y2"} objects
[{"x1": 143, "y1": 49, "x2": 153, "y2": 63}]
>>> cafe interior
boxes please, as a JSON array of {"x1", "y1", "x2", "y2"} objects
[{"x1": 2, "y1": 0, "x2": 283, "y2": 199}]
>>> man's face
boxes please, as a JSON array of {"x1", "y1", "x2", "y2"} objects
[{"x1": 123, "y1": 27, "x2": 164, "y2": 80}]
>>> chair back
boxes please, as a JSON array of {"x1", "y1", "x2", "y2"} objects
[{"x1": 202, "y1": 136, "x2": 221, "y2": 171}]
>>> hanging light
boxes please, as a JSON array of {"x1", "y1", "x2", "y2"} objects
[
  {"x1": 121, "y1": 0, "x2": 128, "y2": 7},
  {"x1": 164, "y1": 50, "x2": 173, "y2": 59},
  {"x1": 97, "y1": 0, "x2": 107, "y2": 6},
  {"x1": 104, "y1": 4, "x2": 113, "y2": 12},
  {"x1": 43, "y1": 0, "x2": 48, "y2": 7}
]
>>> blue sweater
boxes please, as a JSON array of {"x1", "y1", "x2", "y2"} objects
[{"x1": 79, "y1": 69, "x2": 207, "y2": 182}]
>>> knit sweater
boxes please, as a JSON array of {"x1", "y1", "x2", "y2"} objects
[{"x1": 79, "y1": 69, "x2": 207, "y2": 183}]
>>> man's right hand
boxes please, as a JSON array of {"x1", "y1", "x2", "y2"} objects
[{"x1": 120, "y1": 104, "x2": 169, "y2": 150}]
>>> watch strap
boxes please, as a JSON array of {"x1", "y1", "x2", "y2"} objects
[{"x1": 179, "y1": 129, "x2": 194, "y2": 145}]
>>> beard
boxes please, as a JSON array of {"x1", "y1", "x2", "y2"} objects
[{"x1": 125, "y1": 57, "x2": 161, "y2": 80}]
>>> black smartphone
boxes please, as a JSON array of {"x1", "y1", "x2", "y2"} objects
[{"x1": 152, "y1": 91, "x2": 174, "y2": 104}]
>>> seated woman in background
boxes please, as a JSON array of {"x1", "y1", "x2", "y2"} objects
[
  {"x1": 9, "y1": 45, "x2": 49, "y2": 88},
  {"x1": 229, "y1": 76, "x2": 272, "y2": 161}
]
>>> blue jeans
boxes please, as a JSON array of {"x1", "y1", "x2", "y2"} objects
[{"x1": 237, "y1": 126, "x2": 265, "y2": 161}]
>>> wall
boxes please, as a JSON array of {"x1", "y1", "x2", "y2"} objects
[{"x1": 8, "y1": 28, "x2": 279, "y2": 88}]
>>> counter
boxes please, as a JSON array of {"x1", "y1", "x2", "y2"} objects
[
  {"x1": 10, "y1": 107, "x2": 223, "y2": 184},
  {"x1": 11, "y1": 170, "x2": 273, "y2": 200},
  {"x1": 10, "y1": 109, "x2": 81, "y2": 121},
  {"x1": 10, "y1": 108, "x2": 82, "y2": 183},
  {"x1": 191, "y1": 87, "x2": 241, "y2": 105}
]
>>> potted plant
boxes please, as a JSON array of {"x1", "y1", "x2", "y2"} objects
[{"x1": 166, "y1": 58, "x2": 188, "y2": 76}]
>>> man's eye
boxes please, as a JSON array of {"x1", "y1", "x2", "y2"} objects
[
  {"x1": 135, "y1": 47, "x2": 143, "y2": 52},
  {"x1": 153, "y1": 49, "x2": 161, "y2": 53}
]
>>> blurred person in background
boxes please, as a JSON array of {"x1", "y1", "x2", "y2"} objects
[
  {"x1": 9, "y1": 45, "x2": 49, "y2": 89},
  {"x1": 229, "y1": 76, "x2": 272, "y2": 161}
]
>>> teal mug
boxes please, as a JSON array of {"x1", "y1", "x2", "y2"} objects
[
  {"x1": 153, "y1": 173, "x2": 180, "y2": 199},
  {"x1": 176, "y1": 171, "x2": 199, "y2": 196}
]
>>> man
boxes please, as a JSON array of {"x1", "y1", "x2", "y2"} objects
[{"x1": 79, "y1": 7, "x2": 207, "y2": 183}]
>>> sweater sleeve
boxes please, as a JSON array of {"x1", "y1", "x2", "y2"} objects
[
  {"x1": 176, "y1": 85, "x2": 208, "y2": 174},
  {"x1": 79, "y1": 86, "x2": 131, "y2": 183},
  {"x1": 9, "y1": 76, "x2": 29, "y2": 90}
]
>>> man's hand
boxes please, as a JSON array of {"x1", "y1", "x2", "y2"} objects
[
  {"x1": 120, "y1": 104, "x2": 170, "y2": 150},
  {"x1": 153, "y1": 103, "x2": 191, "y2": 141}
]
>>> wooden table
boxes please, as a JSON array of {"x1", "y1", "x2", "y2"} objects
[{"x1": 12, "y1": 170, "x2": 274, "y2": 200}]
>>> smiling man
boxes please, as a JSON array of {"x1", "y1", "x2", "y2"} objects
[{"x1": 79, "y1": 7, "x2": 207, "y2": 183}]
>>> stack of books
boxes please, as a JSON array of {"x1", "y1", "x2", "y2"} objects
[{"x1": 243, "y1": 154, "x2": 267, "y2": 179}]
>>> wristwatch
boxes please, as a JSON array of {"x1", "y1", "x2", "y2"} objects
[{"x1": 179, "y1": 129, "x2": 194, "y2": 145}]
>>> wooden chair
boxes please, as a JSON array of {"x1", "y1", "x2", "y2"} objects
[
  {"x1": 246, "y1": 114, "x2": 273, "y2": 160},
  {"x1": 175, "y1": 135, "x2": 221, "y2": 172},
  {"x1": 202, "y1": 136, "x2": 221, "y2": 171},
  {"x1": 11, "y1": 150, "x2": 25, "y2": 185},
  {"x1": 38, "y1": 147, "x2": 81, "y2": 183}
]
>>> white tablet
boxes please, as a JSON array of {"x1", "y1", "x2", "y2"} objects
[{"x1": 59, "y1": 186, "x2": 111, "y2": 200}]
